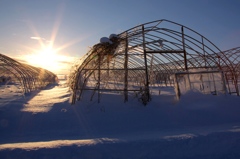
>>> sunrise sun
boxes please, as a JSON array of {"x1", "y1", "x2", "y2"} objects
[{"x1": 25, "y1": 47, "x2": 61, "y2": 72}]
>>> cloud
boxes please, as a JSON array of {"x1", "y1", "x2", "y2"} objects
[{"x1": 30, "y1": 37, "x2": 46, "y2": 41}]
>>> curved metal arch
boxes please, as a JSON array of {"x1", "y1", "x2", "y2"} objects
[
  {"x1": 69, "y1": 19, "x2": 237, "y2": 104},
  {"x1": 124, "y1": 19, "x2": 234, "y2": 71},
  {"x1": 132, "y1": 24, "x2": 226, "y2": 69}
]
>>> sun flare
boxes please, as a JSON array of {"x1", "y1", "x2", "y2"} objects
[
  {"x1": 25, "y1": 47, "x2": 64, "y2": 73},
  {"x1": 19, "y1": 7, "x2": 80, "y2": 74}
]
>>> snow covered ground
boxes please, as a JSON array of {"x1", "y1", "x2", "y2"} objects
[{"x1": 1, "y1": 80, "x2": 240, "y2": 158}]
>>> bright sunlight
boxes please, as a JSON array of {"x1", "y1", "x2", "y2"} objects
[
  {"x1": 18, "y1": 4, "x2": 81, "y2": 74},
  {"x1": 24, "y1": 47, "x2": 73, "y2": 74}
]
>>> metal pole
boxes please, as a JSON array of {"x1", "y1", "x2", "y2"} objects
[
  {"x1": 233, "y1": 70, "x2": 239, "y2": 96},
  {"x1": 225, "y1": 73, "x2": 231, "y2": 94},
  {"x1": 174, "y1": 74, "x2": 181, "y2": 100},
  {"x1": 221, "y1": 71, "x2": 227, "y2": 94},
  {"x1": 124, "y1": 34, "x2": 128, "y2": 102},
  {"x1": 181, "y1": 26, "x2": 191, "y2": 90},
  {"x1": 98, "y1": 53, "x2": 101, "y2": 103},
  {"x1": 202, "y1": 36, "x2": 206, "y2": 68},
  {"x1": 142, "y1": 25, "x2": 150, "y2": 103},
  {"x1": 181, "y1": 26, "x2": 188, "y2": 71}
]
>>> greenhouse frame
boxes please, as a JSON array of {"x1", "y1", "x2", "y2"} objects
[
  {"x1": 68, "y1": 19, "x2": 240, "y2": 104},
  {"x1": 0, "y1": 53, "x2": 57, "y2": 94}
]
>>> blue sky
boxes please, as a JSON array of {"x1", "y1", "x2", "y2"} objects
[{"x1": 0, "y1": 0, "x2": 240, "y2": 73}]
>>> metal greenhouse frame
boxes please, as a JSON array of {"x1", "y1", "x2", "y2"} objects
[
  {"x1": 69, "y1": 19, "x2": 238, "y2": 105},
  {"x1": 0, "y1": 53, "x2": 57, "y2": 94},
  {"x1": 220, "y1": 47, "x2": 240, "y2": 95}
]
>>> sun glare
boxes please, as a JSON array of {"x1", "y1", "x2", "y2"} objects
[
  {"x1": 25, "y1": 47, "x2": 63, "y2": 73},
  {"x1": 20, "y1": 5, "x2": 81, "y2": 74}
]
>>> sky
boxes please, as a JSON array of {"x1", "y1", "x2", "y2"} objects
[{"x1": 0, "y1": 0, "x2": 240, "y2": 74}]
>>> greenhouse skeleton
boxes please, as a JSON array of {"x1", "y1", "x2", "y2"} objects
[
  {"x1": 0, "y1": 53, "x2": 57, "y2": 95},
  {"x1": 70, "y1": 20, "x2": 240, "y2": 104}
]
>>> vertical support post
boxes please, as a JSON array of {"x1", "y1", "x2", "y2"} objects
[
  {"x1": 142, "y1": 25, "x2": 150, "y2": 103},
  {"x1": 212, "y1": 72, "x2": 217, "y2": 95},
  {"x1": 174, "y1": 74, "x2": 181, "y2": 100},
  {"x1": 221, "y1": 71, "x2": 227, "y2": 94},
  {"x1": 98, "y1": 53, "x2": 101, "y2": 103},
  {"x1": 124, "y1": 34, "x2": 128, "y2": 102},
  {"x1": 181, "y1": 26, "x2": 188, "y2": 71},
  {"x1": 225, "y1": 73, "x2": 231, "y2": 94},
  {"x1": 202, "y1": 36, "x2": 206, "y2": 68},
  {"x1": 149, "y1": 54, "x2": 154, "y2": 86},
  {"x1": 107, "y1": 56, "x2": 110, "y2": 77},
  {"x1": 181, "y1": 26, "x2": 191, "y2": 89},
  {"x1": 233, "y1": 70, "x2": 240, "y2": 96}
]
